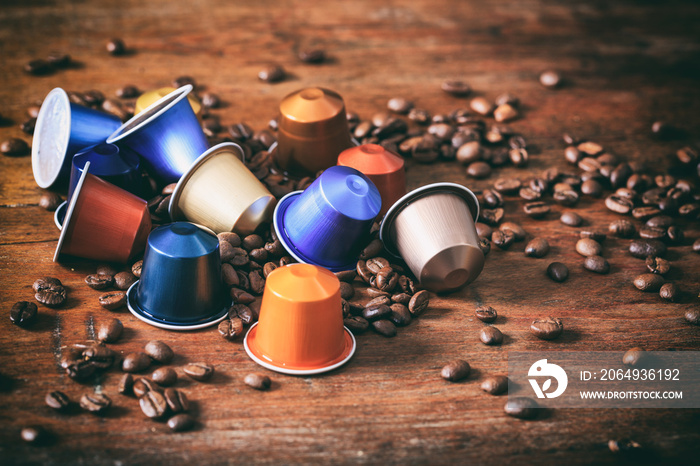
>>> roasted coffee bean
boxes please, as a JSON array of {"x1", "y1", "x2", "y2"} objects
[
  {"x1": 45, "y1": 390, "x2": 71, "y2": 410},
  {"x1": 375, "y1": 268, "x2": 399, "y2": 292},
  {"x1": 408, "y1": 108, "x2": 431, "y2": 125},
  {"x1": 34, "y1": 280, "x2": 66, "y2": 307},
  {"x1": 583, "y1": 255, "x2": 609, "y2": 274},
  {"x1": 97, "y1": 318, "x2": 123, "y2": 343},
  {"x1": 391, "y1": 293, "x2": 412, "y2": 305},
  {"x1": 576, "y1": 238, "x2": 602, "y2": 257},
  {"x1": 530, "y1": 317, "x2": 563, "y2": 340},
  {"x1": 248, "y1": 270, "x2": 265, "y2": 295},
  {"x1": 559, "y1": 211, "x2": 582, "y2": 227},
  {"x1": 356, "y1": 260, "x2": 374, "y2": 283},
  {"x1": 577, "y1": 141, "x2": 603, "y2": 156},
  {"x1": 564, "y1": 146, "x2": 581, "y2": 164},
  {"x1": 133, "y1": 378, "x2": 161, "y2": 398},
  {"x1": 221, "y1": 263, "x2": 239, "y2": 287},
  {"x1": 523, "y1": 201, "x2": 550, "y2": 219},
  {"x1": 83, "y1": 345, "x2": 115, "y2": 370},
  {"x1": 629, "y1": 240, "x2": 666, "y2": 259},
  {"x1": 219, "y1": 231, "x2": 242, "y2": 247},
  {"x1": 508, "y1": 148, "x2": 528, "y2": 167},
  {"x1": 65, "y1": 359, "x2": 96, "y2": 380},
  {"x1": 373, "y1": 117, "x2": 407, "y2": 139},
  {"x1": 140, "y1": 390, "x2": 168, "y2": 419},
  {"x1": 494, "y1": 104, "x2": 518, "y2": 123},
  {"x1": 466, "y1": 161, "x2": 491, "y2": 179},
  {"x1": 231, "y1": 288, "x2": 255, "y2": 304},
  {"x1": 219, "y1": 317, "x2": 244, "y2": 341},
  {"x1": 659, "y1": 283, "x2": 679, "y2": 302},
  {"x1": 258, "y1": 64, "x2": 286, "y2": 83},
  {"x1": 118, "y1": 373, "x2": 134, "y2": 395},
  {"x1": 359, "y1": 239, "x2": 384, "y2": 260},
  {"x1": 475, "y1": 305, "x2": 497, "y2": 323},
  {"x1": 144, "y1": 340, "x2": 173, "y2": 364},
  {"x1": 337, "y1": 281, "x2": 354, "y2": 301},
  {"x1": 441, "y1": 80, "x2": 471, "y2": 96},
  {"x1": 362, "y1": 304, "x2": 391, "y2": 321},
  {"x1": 493, "y1": 177, "x2": 521, "y2": 194},
  {"x1": 491, "y1": 229, "x2": 516, "y2": 249},
  {"x1": 479, "y1": 237, "x2": 491, "y2": 255},
  {"x1": 605, "y1": 194, "x2": 634, "y2": 214},
  {"x1": 164, "y1": 387, "x2": 189, "y2": 413},
  {"x1": 481, "y1": 375, "x2": 508, "y2": 395},
  {"x1": 85, "y1": 274, "x2": 114, "y2": 290},
  {"x1": 633, "y1": 274, "x2": 664, "y2": 292},
  {"x1": 221, "y1": 244, "x2": 243, "y2": 266},
  {"x1": 608, "y1": 439, "x2": 643, "y2": 454},
  {"x1": 639, "y1": 225, "x2": 666, "y2": 240},
  {"x1": 684, "y1": 309, "x2": 700, "y2": 325},
  {"x1": 632, "y1": 206, "x2": 661, "y2": 221},
  {"x1": 98, "y1": 291, "x2": 126, "y2": 311},
  {"x1": 20, "y1": 117, "x2": 37, "y2": 135},
  {"x1": 578, "y1": 231, "x2": 604, "y2": 244},
  {"x1": 10, "y1": 301, "x2": 37, "y2": 326},
  {"x1": 480, "y1": 326, "x2": 504, "y2": 345},
  {"x1": 235, "y1": 304, "x2": 255, "y2": 324},
  {"x1": 504, "y1": 397, "x2": 538, "y2": 419},
  {"x1": 580, "y1": 179, "x2": 603, "y2": 197},
  {"x1": 387, "y1": 97, "x2": 413, "y2": 114},
  {"x1": 106, "y1": 38, "x2": 126, "y2": 55},
  {"x1": 122, "y1": 352, "x2": 151, "y2": 373},
  {"x1": 131, "y1": 260, "x2": 143, "y2": 278},
  {"x1": 522, "y1": 237, "x2": 550, "y2": 259},
  {"x1": 39, "y1": 191, "x2": 62, "y2": 211},
  {"x1": 334, "y1": 269, "x2": 357, "y2": 283},
  {"x1": 408, "y1": 290, "x2": 430, "y2": 316},
  {"x1": 539, "y1": 69, "x2": 561, "y2": 88},
  {"x1": 476, "y1": 223, "x2": 493, "y2": 238},
  {"x1": 480, "y1": 208, "x2": 504, "y2": 226},
  {"x1": 441, "y1": 360, "x2": 470, "y2": 382},
  {"x1": 372, "y1": 319, "x2": 397, "y2": 337},
  {"x1": 80, "y1": 392, "x2": 111, "y2": 415},
  {"x1": 242, "y1": 234, "x2": 263, "y2": 251},
  {"x1": 168, "y1": 413, "x2": 195, "y2": 432},
  {"x1": 428, "y1": 123, "x2": 455, "y2": 141},
  {"x1": 499, "y1": 222, "x2": 525, "y2": 241},
  {"x1": 244, "y1": 373, "x2": 272, "y2": 391},
  {"x1": 184, "y1": 363, "x2": 214, "y2": 382},
  {"x1": 482, "y1": 189, "x2": 503, "y2": 208},
  {"x1": 645, "y1": 256, "x2": 670, "y2": 275},
  {"x1": 666, "y1": 225, "x2": 684, "y2": 244},
  {"x1": 200, "y1": 92, "x2": 221, "y2": 108},
  {"x1": 622, "y1": 347, "x2": 645, "y2": 366},
  {"x1": 24, "y1": 58, "x2": 54, "y2": 75},
  {"x1": 366, "y1": 289, "x2": 389, "y2": 299},
  {"x1": 365, "y1": 257, "x2": 390, "y2": 274},
  {"x1": 21, "y1": 426, "x2": 48, "y2": 444},
  {"x1": 298, "y1": 48, "x2": 326, "y2": 63},
  {"x1": 469, "y1": 97, "x2": 494, "y2": 116},
  {"x1": 113, "y1": 271, "x2": 136, "y2": 290},
  {"x1": 261, "y1": 262, "x2": 278, "y2": 279},
  {"x1": 344, "y1": 316, "x2": 369, "y2": 334},
  {"x1": 388, "y1": 303, "x2": 411, "y2": 327},
  {"x1": 609, "y1": 219, "x2": 636, "y2": 238}
]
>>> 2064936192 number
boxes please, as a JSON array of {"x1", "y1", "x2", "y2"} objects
[{"x1": 599, "y1": 368, "x2": 680, "y2": 381}]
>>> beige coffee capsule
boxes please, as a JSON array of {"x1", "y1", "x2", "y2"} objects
[
  {"x1": 379, "y1": 183, "x2": 484, "y2": 293},
  {"x1": 169, "y1": 142, "x2": 276, "y2": 235}
]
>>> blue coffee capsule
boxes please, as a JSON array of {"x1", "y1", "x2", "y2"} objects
[
  {"x1": 274, "y1": 165, "x2": 381, "y2": 272},
  {"x1": 32, "y1": 88, "x2": 122, "y2": 189},
  {"x1": 107, "y1": 85, "x2": 208, "y2": 184},
  {"x1": 126, "y1": 222, "x2": 231, "y2": 330}
]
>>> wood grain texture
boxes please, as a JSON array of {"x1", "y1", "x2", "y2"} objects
[{"x1": 1, "y1": 0, "x2": 700, "y2": 464}]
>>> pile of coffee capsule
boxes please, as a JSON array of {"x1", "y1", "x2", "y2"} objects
[{"x1": 31, "y1": 84, "x2": 486, "y2": 375}]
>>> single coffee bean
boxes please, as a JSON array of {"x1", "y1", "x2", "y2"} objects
[
  {"x1": 564, "y1": 145, "x2": 581, "y2": 164},
  {"x1": 258, "y1": 64, "x2": 286, "y2": 83},
  {"x1": 481, "y1": 376, "x2": 508, "y2": 395},
  {"x1": 479, "y1": 237, "x2": 491, "y2": 256},
  {"x1": 65, "y1": 359, "x2": 96, "y2": 380},
  {"x1": 334, "y1": 270, "x2": 357, "y2": 284},
  {"x1": 583, "y1": 255, "x2": 610, "y2": 274},
  {"x1": 629, "y1": 240, "x2": 666, "y2": 259},
  {"x1": 576, "y1": 238, "x2": 602, "y2": 257},
  {"x1": 356, "y1": 260, "x2": 374, "y2": 284},
  {"x1": 80, "y1": 392, "x2": 111, "y2": 415},
  {"x1": 387, "y1": 97, "x2": 413, "y2": 114},
  {"x1": 632, "y1": 206, "x2": 661, "y2": 221},
  {"x1": 248, "y1": 270, "x2": 265, "y2": 295},
  {"x1": 97, "y1": 318, "x2": 123, "y2": 343},
  {"x1": 184, "y1": 363, "x2": 214, "y2": 382},
  {"x1": 608, "y1": 439, "x2": 643, "y2": 454},
  {"x1": 504, "y1": 397, "x2": 539, "y2": 419},
  {"x1": 609, "y1": 219, "x2": 636, "y2": 238},
  {"x1": 21, "y1": 117, "x2": 37, "y2": 135},
  {"x1": 622, "y1": 348, "x2": 645, "y2": 366},
  {"x1": 694, "y1": 238, "x2": 700, "y2": 254},
  {"x1": 359, "y1": 238, "x2": 384, "y2": 260},
  {"x1": 144, "y1": 340, "x2": 174, "y2": 364},
  {"x1": 34, "y1": 283, "x2": 66, "y2": 307},
  {"x1": 494, "y1": 104, "x2": 518, "y2": 123},
  {"x1": 338, "y1": 281, "x2": 355, "y2": 300},
  {"x1": 659, "y1": 283, "x2": 679, "y2": 302},
  {"x1": 524, "y1": 238, "x2": 550, "y2": 258},
  {"x1": 164, "y1": 387, "x2": 189, "y2": 413},
  {"x1": 666, "y1": 225, "x2": 684, "y2": 244},
  {"x1": 499, "y1": 222, "x2": 525, "y2": 241},
  {"x1": 344, "y1": 316, "x2": 369, "y2": 334},
  {"x1": 85, "y1": 274, "x2": 114, "y2": 290},
  {"x1": 581, "y1": 179, "x2": 603, "y2": 197},
  {"x1": 493, "y1": 177, "x2": 521, "y2": 194},
  {"x1": 244, "y1": 373, "x2": 272, "y2": 391},
  {"x1": 45, "y1": 390, "x2": 71, "y2": 410},
  {"x1": 475, "y1": 305, "x2": 497, "y2": 323},
  {"x1": 645, "y1": 256, "x2": 670, "y2": 275},
  {"x1": 218, "y1": 231, "x2": 242, "y2": 248},
  {"x1": 408, "y1": 290, "x2": 430, "y2": 316},
  {"x1": 371, "y1": 319, "x2": 397, "y2": 337},
  {"x1": 219, "y1": 317, "x2": 244, "y2": 341},
  {"x1": 151, "y1": 367, "x2": 177, "y2": 386},
  {"x1": 21, "y1": 426, "x2": 48, "y2": 444},
  {"x1": 456, "y1": 141, "x2": 482, "y2": 165},
  {"x1": 685, "y1": 309, "x2": 700, "y2": 325},
  {"x1": 491, "y1": 229, "x2": 516, "y2": 249},
  {"x1": 475, "y1": 223, "x2": 493, "y2": 238},
  {"x1": 577, "y1": 141, "x2": 603, "y2": 156},
  {"x1": 441, "y1": 80, "x2": 471, "y2": 96},
  {"x1": 480, "y1": 326, "x2": 504, "y2": 345},
  {"x1": 482, "y1": 189, "x2": 504, "y2": 209},
  {"x1": 560, "y1": 212, "x2": 583, "y2": 227},
  {"x1": 466, "y1": 161, "x2": 491, "y2": 179},
  {"x1": 480, "y1": 208, "x2": 504, "y2": 226},
  {"x1": 140, "y1": 391, "x2": 168, "y2": 419},
  {"x1": 235, "y1": 304, "x2": 255, "y2": 324},
  {"x1": 391, "y1": 293, "x2": 412, "y2": 305},
  {"x1": 98, "y1": 291, "x2": 126, "y2": 311},
  {"x1": 83, "y1": 344, "x2": 115, "y2": 370},
  {"x1": 530, "y1": 317, "x2": 563, "y2": 340},
  {"x1": 231, "y1": 288, "x2": 255, "y2": 304},
  {"x1": 118, "y1": 373, "x2": 134, "y2": 395},
  {"x1": 38, "y1": 191, "x2": 62, "y2": 211},
  {"x1": 605, "y1": 194, "x2": 634, "y2": 214},
  {"x1": 122, "y1": 352, "x2": 151, "y2": 373},
  {"x1": 580, "y1": 230, "x2": 606, "y2": 242},
  {"x1": 131, "y1": 260, "x2": 143, "y2": 278},
  {"x1": 523, "y1": 201, "x2": 550, "y2": 219},
  {"x1": 362, "y1": 304, "x2": 391, "y2": 322},
  {"x1": 639, "y1": 225, "x2": 666, "y2": 240},
  {"x1": 441, "y1": 359, "x2": 471, "y2": 382},
  {"x1": 539, "y1": 70, "x2": 561, "y2": 88},
  {"x1": 133, "y1": 378, "x2": 161, "y2": 398},
  {"x1": 113, "y1": 271, "x2": 136, "y2": 290},
  {"x1": 546, "y1": 262, "x2": 569, "y2": 283},
  {"x1": 167, "y1": 413, "x2": 195, "y2": 432},
  {"x1": 241, "y1": 234, "x2": 264, "y2": 251},
  {"x1": 298, "y1": 47, "x2": 326, "y2": 63},
  {"x1": 633, "y1": 274, "x2": 664, "y2": 292},
  {"x1": 388, "y1": 303, "x2": 411, "y2": 327},
  {"x1": 95, "y1": 264, "x2": 117, "y2": 277},
  {"x1": 106, "y1": 38, "x2": 126, "y2": 55},
  {"x1": 469, "y1": 97, "x2": 494, "y2": 116},
  {"x1": 365, "y1": 257, "x2": 389, "y2": 275},
  {"x1": 10, "y1": 301, "x2": 38, "y2": 326}
]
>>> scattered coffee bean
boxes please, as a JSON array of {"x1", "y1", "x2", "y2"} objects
[
  {"x1": 387, "y1": 97, "x2": 413, "y2": 114},
  {"x1": 344, "y1": 316, "x2": 369, "y2": 334},
  {"x1": 494, "y1": 104, "x2": 518, "y2": 123},
  {"x1": 523, "y1": 201, "x2": 550, "y2": 219},
  {"x1": 466, "y1": 161, "x2": 491, "y2": 179},
  {"x1": 581, "y1": 179, "x2": 603, "y2": 197},
  {"x1": 133, "y1": 378, "x2": 161, "y2": 398},
  {"x1": 539, "y1": 70, "x2": 561, "y2": 88},
  {"x1": 339, "y1": 281, "x2": 355, "y2": 300},
  {"x1": 530, "y1": 317, "x2": 563, "y2": 340},
  {"x1": 144, "y1": 340, "x2": 174, "y2": 364},
  {"x1": 639, "y1": 225, "x2": 666, "y2": 240},
  {"x1": 131, "y1": 260, "x2": 143, "y2": 278},
  {"x1": 38, "y1": 191, "x2": 62, "y2": 211},
  {"x1": 480, "y1": 326, "x2": 504, "y2": 345},
  {"x1": 388, "y1": 303, "x2": 411, "y2": 327},
  {"x1": 493, "y1": 177, "x2": 522, "y2": 194},
  {"x1": 45, "y1": 390, "x2": 71, "y2": 410},
  {"x1": 80, "y1": 392, "x2": 111, "y2": 415},
  {"x1": 140, "y1": 390, "x2": 168, "y2": 419},
  {"x1": 481, "y1": 376, "x2": 508, "y2": 395},
  {"x1": 298, "y1": 48, "x2": 326, "y2": 64},
  {"x1": 480, "y1": 208, "x2": 504, "y2": 226},
  {"x1": 645, "y1": 256, "x2": 670, "y2": 275},
  {"x1": 441, "y1": 359, "x2": 471, "y2": 382},
  {"x1": 184, "y1": 363, "x2": 214, "y2": 382},
  {"x1": 118, "y1": 373, "x2": 134, "y2": 395},
  {"x1": 168, "y1": 413, "x2": 195, "y2": 432},
  {"x1": 371, "y1": 319, "x2": 397, "y2": 337},
  {"x1": 408, "y1": 290, "x2": 430, "y2": 316},
  {"x1": 113, "y1": 271, "x2": 136, "y2": 290},
  {"x1": 152, "y1": 367, "x2": 177, "y2": 386},
  {"x1": 362, "y1": 304, "x2": 391, "y2": 322},
  {"x1": 95, "y1": 264, "x2": 117, "y2": 277},
  {"x1": 576, "y1": 238, "x2": 602, "y2": 257},
  {"x1": 659, "y1": 283, "x2": 679, "y2": 302},
  {"x1": 605, "y1": 194, "x2": 634, "y2": 214},
  {"x1": 200, "y1": 92, "x2": 221, "y2": 108},
  {"x1": 244, "y1": 373, "x2": 271, "y2": 391},
  {"x1": 85, "y1": 274, "x2": 114, "y2": 290},
  {"x1": 65, "y1": 359, "x2": 96, "y2": 381},
  {"x1": 164, "y1": 387, "x2": 189, "y2": 413},
  {"x1": 258, "y1": 64, "x2": 285, "y2": 83},
  {"x1": 491, "y1": 229, "x2": 516, "y2": 249},
  {"x1": 609, "y1": 219, "x2": 636, "y2": 238},
  {"x1": 34, "y1": 277, "x2": 66, "y2": 307},
  {"x1": 21, "y1": 426, "x2": 48, "y2": 444},
  {"x1": 583, "y1": 255, "x2": 610, "y2": 274},
  {"x1": 629, "y1": 240, "x2": 666, "y2": 259},
  {"x1": 546, "y1": 262, "x2": 569, "y2": 283},
  {"x1": 98, "y1": 291, "x2": 126, "y2": 311},
  {"x1": 685, "y1": 309, "x2": 700, "y2": 325},
  {"x1": 122, "y1": 352, "x2": 151, "y2": 373},
  {"x1": 10, "y1": 301, "x2": 38, "y2": 326},
  {"x1": 622, "y1": 348, "x2": 645, "y2": 366},
  {"x1": 441, "y1": 80, "x2": 471, "y2": 96},
  {"x1": 106, "y1": 38, "x2": 126, "y2": 55},
  {"x1": 97, "y1": 318, "x2": 123, "y2": 343},
  {"x1": 499, "y1": 222, "x2": 525, "y2": 241},
  {"x1": 580, "y1": 230, "x2": 606, "y2": 242},
  {"x1": 524, "y1": 238, "x2": 550, "y2": 258},
  {"x1": 560, "y1": 211, "x2": 582, "y2": 227},
  {"x1": 578, "y1": 141, "x2": 603, "y2": 156},
  {"x1": 504, "y1": 397, "x2": 539, "y2": 419},
  {"x1": 219, "y1": 317, "x2": 244, "y2": 341},
  {"x1": 608, "y1": 439, "x2": 642, "y2": 454},
  {"x1": 475, "y1": 305, "x2": 497, "y2": 323}
]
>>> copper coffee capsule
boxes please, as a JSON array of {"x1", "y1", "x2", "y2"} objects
[{"x1": 274, "y1": 87, "x2": 353, "y2": 176}]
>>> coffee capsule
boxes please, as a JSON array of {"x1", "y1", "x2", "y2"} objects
[{"x1": 134, "y1": 87, "x2": 201, "y2": 116}]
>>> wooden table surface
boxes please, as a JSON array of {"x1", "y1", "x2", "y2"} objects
[{"x1": 1, "y1": 0, "x2": 699, "y2": 464}]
